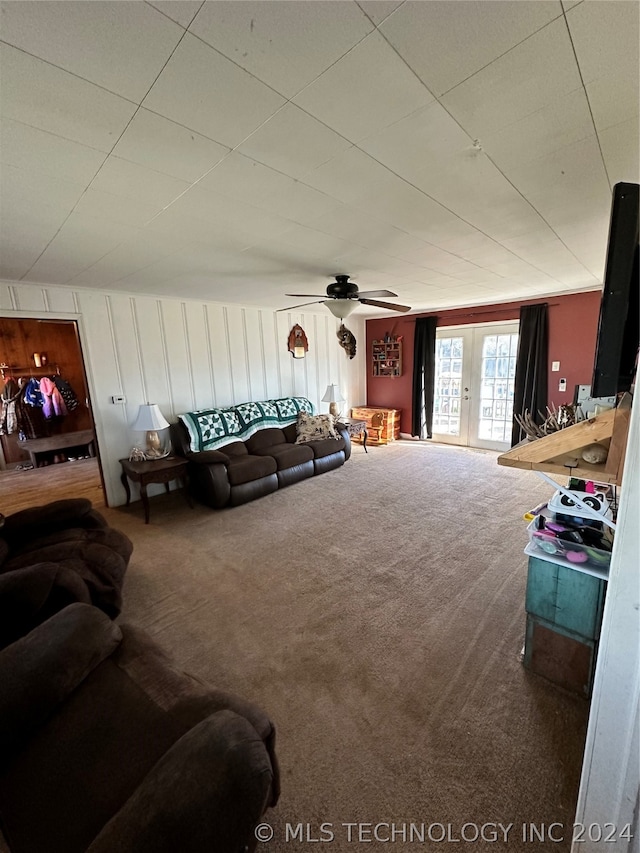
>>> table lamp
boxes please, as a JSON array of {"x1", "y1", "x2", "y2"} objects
[
  {"x1": 132, "y1": 403, "x2": 170, "y2": 459},
  {"x1": 321, "y1": 384, "x2": 345, "y2": 419}
]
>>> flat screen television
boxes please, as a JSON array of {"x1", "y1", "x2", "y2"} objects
[{"x1": 592, "y1": 181, "x2": 639, "y2": 398}]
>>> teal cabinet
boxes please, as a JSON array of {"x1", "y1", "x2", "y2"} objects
[
  {"x1": 523, "y1": 556, "x2": 606, "y2": 697},
  {"x1": 525, "y1": 557, "x2": 606, "y2": 640}
]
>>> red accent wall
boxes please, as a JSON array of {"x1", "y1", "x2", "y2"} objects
[{"x1": 365, "y1": 291, "x2": 602, "y2": 436}]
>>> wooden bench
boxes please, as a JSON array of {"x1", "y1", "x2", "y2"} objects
[{"x1": 19, "y1": 430, "x2": 96, "y2": 468}]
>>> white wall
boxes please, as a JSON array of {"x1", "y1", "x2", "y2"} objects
[
  {"x1": 572, "y1": 396, "x2": 640, "y2": 851},
  {"x1": 1, "y1": 281, "x2": 366, "y2": 506}
]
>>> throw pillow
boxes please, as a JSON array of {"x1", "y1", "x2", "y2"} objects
[{"x1": 295, "y1": 412, "x2": 338, "y2": 443}]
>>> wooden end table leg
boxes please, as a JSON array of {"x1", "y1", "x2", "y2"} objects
[
  {"x1": 180, "y1": 476, "x2": 193, "y2": 508},
  {"x1": 121, "y1": 470, "x2": 132, "y2": 506},
  {"x1": 140, "y1": 483, "x2": 151, "y2": 524}
]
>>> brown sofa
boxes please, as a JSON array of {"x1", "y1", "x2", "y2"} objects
[
  {"x1": 172, "y1": 400, "x2": 351, "y2": 509},
  {"x1": 0, "y1": 499, "x2": 132, "y2": 648},
  {"x1": 0, "y1": 603, "x2": 279, "y2": 853}
]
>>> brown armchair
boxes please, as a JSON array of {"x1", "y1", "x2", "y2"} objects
[
  {"x1": 0, "y1": 499, "x2": 132, "y2": 648},
  {"x1": 0, "y1": 603, "x2": 280, "y2": 853}
]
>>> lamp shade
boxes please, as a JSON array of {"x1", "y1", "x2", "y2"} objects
[
  {"x1": 321, "y1": 384, "x2": 345, "y2": 404},
  {"x1": 132, "y1": 403, "x2": 169, "y2": 432},
  {"x1": 325, "y1": 300, "x2": 357, "y2": 320}
]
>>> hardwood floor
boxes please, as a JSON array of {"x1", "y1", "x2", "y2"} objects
[{"x1": 0, "y1": 458, "x2": 105, "y2": 515}]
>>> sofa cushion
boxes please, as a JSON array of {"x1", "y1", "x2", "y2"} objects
[
  {"x1": 226, "y1": 455, "x2": 277, "y2": 487},
  {"x1": 306, "y1": 435, "x2": 346, "y2": 459},
  {"x1": 221, "y1": 441, "x2": 248, "y2": 457},
  {"x1": 253, "y1": 443, "x2": 313, "y2": 470},
  {"x1": 245, "y1": 428, "x2": 286, "y2": 453},
  {"x1": 295, "y1": 412, "x2": 338, "y2": 443}
]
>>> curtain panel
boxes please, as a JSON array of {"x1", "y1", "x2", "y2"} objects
[
  {"x1": 511, "y1": 303, "x2": 548, "y2": 446},
  {"x1": 412, "y1": 317, "x2": 438, "y2": 439}
]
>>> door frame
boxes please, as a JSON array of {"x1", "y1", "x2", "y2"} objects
[
  {"x1": 0, "y1": 308, "x2": 108, "y2": 504},
  {"x1": 432, "y1": 319, "x2": 519, "y2": 452}
]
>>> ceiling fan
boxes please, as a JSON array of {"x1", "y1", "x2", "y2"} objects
[{"x1": 278, "y1": 275, "x2": 411, "y2": 319}]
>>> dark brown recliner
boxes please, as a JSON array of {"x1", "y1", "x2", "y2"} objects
[
  {"x1": 0, "y1": 603, "x2": 280, "y2": 853},
  {"x1": 0, "y1": 499, "x2": 132, "y2": 648}
]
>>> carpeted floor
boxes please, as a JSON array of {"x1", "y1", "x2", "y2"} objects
[{"x1": 105, "y1": 440, "x2": 589, "y2": 852}]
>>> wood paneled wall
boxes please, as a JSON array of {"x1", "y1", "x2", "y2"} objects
[{"x1": 1, "y1": 282, "x2": 365, "y2": 506}]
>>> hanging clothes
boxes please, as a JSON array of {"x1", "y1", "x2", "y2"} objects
[
  {"x1": 23, "y1": 378, "x2": 43, "y2": 407},
  {"x1": 39, "y1": 376, "x2": 68, "y2": 419},
  {"x1": 14, "y1": 383, "x2": 43, "y2": 439},
  {"x1": 0, "y1": 379, "x2": 21, "y2": 435},
  {"x1": 53, "y1": 375, "x2": 79, "y2": 412}
]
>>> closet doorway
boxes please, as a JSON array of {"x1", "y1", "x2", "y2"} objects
[{"x1": 0, "y1": 317, "x2": 105, "y2": 511}]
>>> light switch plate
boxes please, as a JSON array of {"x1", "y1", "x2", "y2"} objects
[
  {"x1": 551, "y1": 361, "x2": 560, "y2": 371},
  {"x1": 111, "y1": 395, "x2": 126, "y2": 404}
]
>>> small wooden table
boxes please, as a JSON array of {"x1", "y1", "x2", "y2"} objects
[
  {"x1": 338, "y1": 418, "x2": 368, "y2": 453},
  {"x1": 119, "y1": 456, "x2": 192, "y2": 524},
  {"x1": 20, "y1": 429, "x2": 95, "y2": 468}
]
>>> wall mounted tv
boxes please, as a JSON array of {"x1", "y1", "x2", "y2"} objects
[{"x1": 592, "y1": 181, "x2": 639, "y2": 398}]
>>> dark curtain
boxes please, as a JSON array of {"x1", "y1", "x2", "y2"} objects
[
  {"x1": 511, "y1": 303, "x2": 548, "y2": 446},
  {"x1": 412, "y1": 317, "x2": 438, "y2": 439}
]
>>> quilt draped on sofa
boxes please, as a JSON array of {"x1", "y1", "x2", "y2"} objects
[{"x1": 178, "y1": 397, "x2": 314, "y2": 452}]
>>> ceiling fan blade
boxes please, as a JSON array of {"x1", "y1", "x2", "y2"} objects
[
  {"x1": 359, "y1": 298, "x2": 411, "y2": 312},
  {"x1": 285, "y1": 293, "x2": 327, "y2": 298},
  {"x1": 356, "y1": 289, "x2": 398, "y2": 298},
  {"x1": 276, "y1": 300, "x2": 325, "y2": 312}
]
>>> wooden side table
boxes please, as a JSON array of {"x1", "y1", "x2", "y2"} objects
[
  {"x1": 338, "y1": 418, "x2": 368, "y2": 453},
  {"x1": 119, "y1": 456, "x2": 192, "y2": 524}
]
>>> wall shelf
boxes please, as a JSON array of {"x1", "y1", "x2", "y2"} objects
[
  {"x1": 497, "y1": 395, "x2": 631, "y2": 486},
  {"x1": 372, "y1": 339, "x2": 402, "y2": 377}
]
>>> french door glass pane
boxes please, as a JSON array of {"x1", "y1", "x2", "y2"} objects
[
  {"x1": 478, "y1": 333, "x2": 519, "y2": 442},
  {"x1": 434, "y1": 337, "x2": 464, "y2": 436}
]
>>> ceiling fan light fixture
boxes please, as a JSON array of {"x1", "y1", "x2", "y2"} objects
[{"x1": 324, "y1": 299, "x2": 357, "y2": 320}]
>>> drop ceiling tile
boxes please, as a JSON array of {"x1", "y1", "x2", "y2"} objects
[
  {"x1": 353, "y1": 175, "x2": 473, "y2": 245},
  {"x1": 73, "y1": 188, "x2": 167, "y2": 229},
  {"x1": 90, "y1": 157, "x2": 190, "y2": 208},
  {"x1": 481, "y1": 88, "x2": 594, "y2": 169},
  {"x1": 293, "y1": 31, "x2": 434, "y2": 143},
  {"x1": 269, "y1": 224, "x2": 361, "y2": 261},
  {"x1": 586, "y1": 74, "x2": 640, "y2": 133},
  {"x1": 566, "y1": 1, "x2": 639, "y2": 86},
  {"x1": 27, "y1": 214, "x2": 138, "y2": 284},
  {"x1": 190, "y1": 0, "x2": 373, "y2": 98},
  {"x1": 307, "y1": 206, "x2": 405, "y2": 250},
  {"x1": 302, "y1": 147, "x2": 400, "y2": 206},
  {"x1": 359, "y1": 101, "x2": 472, "y2": 184},
  {"x1": 166, "y1": 186, "x2": 293, "y2": 242},
  {"x1": 0, "y1": 1, "x2": 182, "y2": 102},
  {"x1": 0, "y1": 44, "x2": 137, "y2": 152},
  {"x1": 0, "y1": 205, "x2": 65, "y2": 280},
  {"x1": 408, "y1": 152, "x2": 550, "y2": 242},
  {"x1": 379, "y1": 0, "x2": 561, "y2": 96},
  {"x1": 143, "y1": 33, "x2": 286, "y2": 148},
  {"x1": 68, "y1": 232, "x2": 192, "y2": 287},
  {"x1": 1, "y1": 163, "x2": 86, "y2": 219},
  {"x1": 505, "y1": 135, "x2": 611, "y2": 229},
  {"x1": 236, "y1": 104, "x2": 352, "y2": 180},
  {"x1": 147, "y1": 1, "x2": 203, "y2": 28},
  {"x1": 0, "y1": 119, "x2": 106, "y2": 185},
  {"x1": 567, "y1": 1, "x2": 639, "y2": 132},
  {"x1": 357, "y1": 1, "x2": 404, "y2": 26},
  {"x1": 111, "y1": 109, "x2": 230, "y2": 182},
  {"x1": 196, "y1": 152, "x2": 341, "y2": 222},
  {"x1": 599, "y1": 118, "x2": 640, "y2": 186},
  {"x1": 441, "y1": 18, "x2": 582, "y2": 139}
]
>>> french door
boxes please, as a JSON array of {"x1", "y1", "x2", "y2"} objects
[{"x1": 432, "y1": 322, "x2": 519, "y2": 451}]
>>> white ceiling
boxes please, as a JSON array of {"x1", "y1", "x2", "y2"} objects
[{"x1": 0, "y1": 0, "x2": 638, "y2": 316}]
